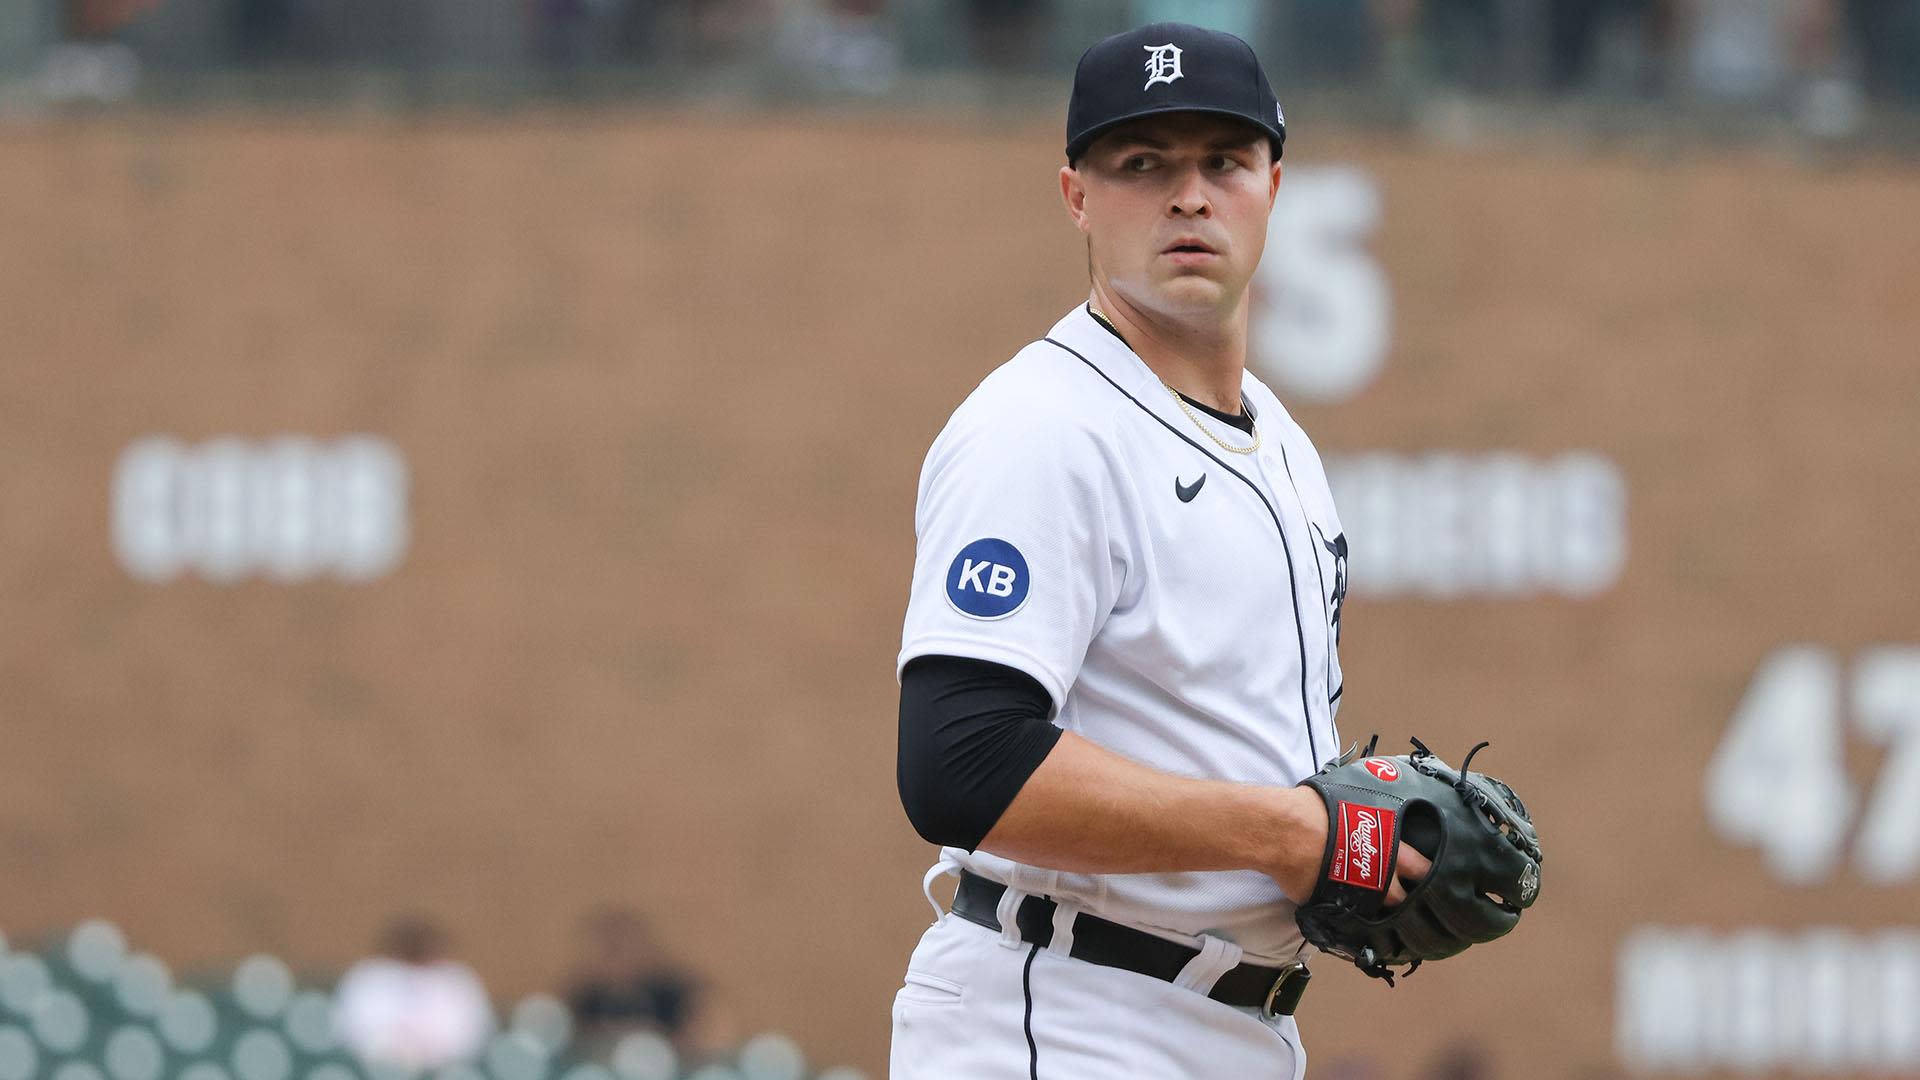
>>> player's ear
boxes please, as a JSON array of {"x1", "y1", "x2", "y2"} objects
[
  {"x1": 1268, "y1": 160, "x2": 1284, "y2": 210},
  {"x1": 1061, "y1": 165, "x2": 1092, "y2": 234}
]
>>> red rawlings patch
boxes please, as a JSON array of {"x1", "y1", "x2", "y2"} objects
[
  {"x1": 1329, "y1": 801, "x2": 1397, "y2": 892},
  {"x1": 1364, "y1": 758, "x2": 1400, "y2": 782}
]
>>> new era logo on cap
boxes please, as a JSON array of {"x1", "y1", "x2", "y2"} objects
[{"x1": 1065, "y1": 22, "x2": 1286, "y2": 163}]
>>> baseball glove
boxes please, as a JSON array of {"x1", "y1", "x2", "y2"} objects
[{"x1": 1294, "y1": 736, "x2": 1542, "y2": 983}]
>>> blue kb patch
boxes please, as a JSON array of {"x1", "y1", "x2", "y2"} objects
[{"x1": 945, "y1": 538, "x2": 1030, "y2": 620}]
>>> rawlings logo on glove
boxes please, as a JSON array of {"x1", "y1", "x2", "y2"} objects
[
  {"x1": 1295, "y1": 736, "x2": 1543, "y2": 984},
  {"x1": 1330, "y1": 803, "x2": 1395, "y2": 891}
]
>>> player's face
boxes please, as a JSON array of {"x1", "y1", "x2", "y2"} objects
[{"x1": 1062, "y1": 114, "x2": 1282, "y2": 322}]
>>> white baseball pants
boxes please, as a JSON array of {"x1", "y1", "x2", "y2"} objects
[{"x1": 890, "y1": 913, "x2": 1307, "y2": 1079}]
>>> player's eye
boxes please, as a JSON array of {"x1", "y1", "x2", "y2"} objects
[
  {"x1": 1208, "y1": 153, "x2": 1240, "y2": 172},
  {"x1": 1122, "y1": 154, "x2": 1156, "y2": 173}
]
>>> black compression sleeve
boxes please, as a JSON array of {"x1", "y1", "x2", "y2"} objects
[{"x1": 897, "y1": 654, "x2": 1063, "y2": 851}]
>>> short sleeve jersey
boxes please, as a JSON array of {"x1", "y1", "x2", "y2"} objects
[{"x1": 898, "y1": 305, "x2": 1349, "y2": 962}]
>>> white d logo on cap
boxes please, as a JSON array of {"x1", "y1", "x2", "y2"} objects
[{"x1": 1143, "y1": 43, "x2": 1184, "y2": 90}]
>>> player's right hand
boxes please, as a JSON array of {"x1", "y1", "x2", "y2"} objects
[
  {"x1": 1386, "y1": 844, "x2": 1431, "y2": 908},
  {"x1": 1267, "y1": 786, "x2": 1334, "y2": 905},
  {"x1": 1268, "y1": 785, "x2": 1429, "y2": 908}
]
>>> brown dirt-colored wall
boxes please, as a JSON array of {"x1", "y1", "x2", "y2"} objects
[{"x1": 3, "y1": 108, "x2": 1918, "y2": 1078}]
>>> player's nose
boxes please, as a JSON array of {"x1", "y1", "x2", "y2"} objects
[{"x1": 1167, "y1": 166, "x2": 1211, "y2": 218}]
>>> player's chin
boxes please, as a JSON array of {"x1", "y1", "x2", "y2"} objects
[{"x1": 1150, "y1": 274, "x2": 1231, "y2": 311}]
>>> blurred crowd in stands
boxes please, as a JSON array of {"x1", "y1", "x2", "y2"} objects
[
  {"x1": 29, "y1": 0, "x2": 1919, "y2": 113},
  {"x1": 0, "y1": 909, "x2": 810, "y2": 1080},
  {"x1": 564, "y1": 908, "x2": 731, "y2": 1065},
  {"x1": 332, "y1": 910, "x2": 725, "y2": 1074},
  {"x1": 1368, "y1": 0, "x2": 1920, "y2": 105}
]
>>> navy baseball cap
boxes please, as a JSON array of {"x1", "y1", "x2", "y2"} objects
[{"x1": 1066, "y1": 22, "x2": 1286, "y2": 164}]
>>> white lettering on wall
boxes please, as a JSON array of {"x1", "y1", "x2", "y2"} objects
[
  {"x1": 113, "y1": 436, "x2": 409, "y2": 584},
  {"x1": 1323, "y1": 451, "x2": 1626, "y2": 599},
  {"x1": 1617, "y1": 927, "x2": 1920, "y2": 1072}
]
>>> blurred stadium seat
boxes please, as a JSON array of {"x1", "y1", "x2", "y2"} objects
[
  {"x1": 0, "y1": 1024, "x2": 38, "y2": 1080},
  {"x1": 609, "y1": 1031, "x2": 676, "y2": 1080}
]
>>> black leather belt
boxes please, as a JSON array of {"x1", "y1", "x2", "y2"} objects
[{"x1": 950, "y1": 871, "x2": 1310, "y2": 1017}]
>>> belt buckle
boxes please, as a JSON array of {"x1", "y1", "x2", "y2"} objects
[{"x1": 1260, "y1": 961, "x2": 1310, "y2": 1019}]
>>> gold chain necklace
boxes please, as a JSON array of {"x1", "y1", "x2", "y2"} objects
[
  {"x1": 1090, "y1": 305, "x2": 1260, "y2": 455},
  {"x1": 1166, "y1": 384, "x2": 1260, "y2": 455}
]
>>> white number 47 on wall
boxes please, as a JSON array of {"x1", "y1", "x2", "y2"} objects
[{"x1": 1706, "y1": 646, "x2": 1920, "y2": 886}]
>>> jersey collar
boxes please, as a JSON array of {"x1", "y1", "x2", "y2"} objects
[
  {"x1": 1045, "y1": 304, "x2": 1160, "y2": 397},
  {"x1": 1045, "y1": 304, "x2": 1268, "y2": 448}
]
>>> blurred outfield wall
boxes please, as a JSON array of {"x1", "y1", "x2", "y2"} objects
[{"x1": 3, "y1": 109, "x2": 1919, "y2": 1078}]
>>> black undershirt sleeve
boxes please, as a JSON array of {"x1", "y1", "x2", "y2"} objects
[{"x1": 897, "y1": 654, "x2": 1063, "y2": 852}]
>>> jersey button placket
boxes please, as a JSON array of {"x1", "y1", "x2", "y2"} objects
[{"x1": 1252, "y1": 440, "x2": 1334, "y2": 766}]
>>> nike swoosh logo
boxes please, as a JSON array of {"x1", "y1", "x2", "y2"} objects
[{"x1": 1175, "y1": 474, "x2": 1205, "y2": 503}]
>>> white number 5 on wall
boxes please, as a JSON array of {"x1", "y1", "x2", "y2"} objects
[{"x1": 1251, "y1": 165, "x2": 1391, "y2": 404}]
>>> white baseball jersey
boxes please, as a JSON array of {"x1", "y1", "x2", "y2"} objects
[{"x1": 899, "y1": 304, "x2": 1347, "y2": 962}]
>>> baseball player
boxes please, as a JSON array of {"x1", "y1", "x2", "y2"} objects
[{"x1": 891, "y1": 22, "x2": 1431, "y2": 1079}]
